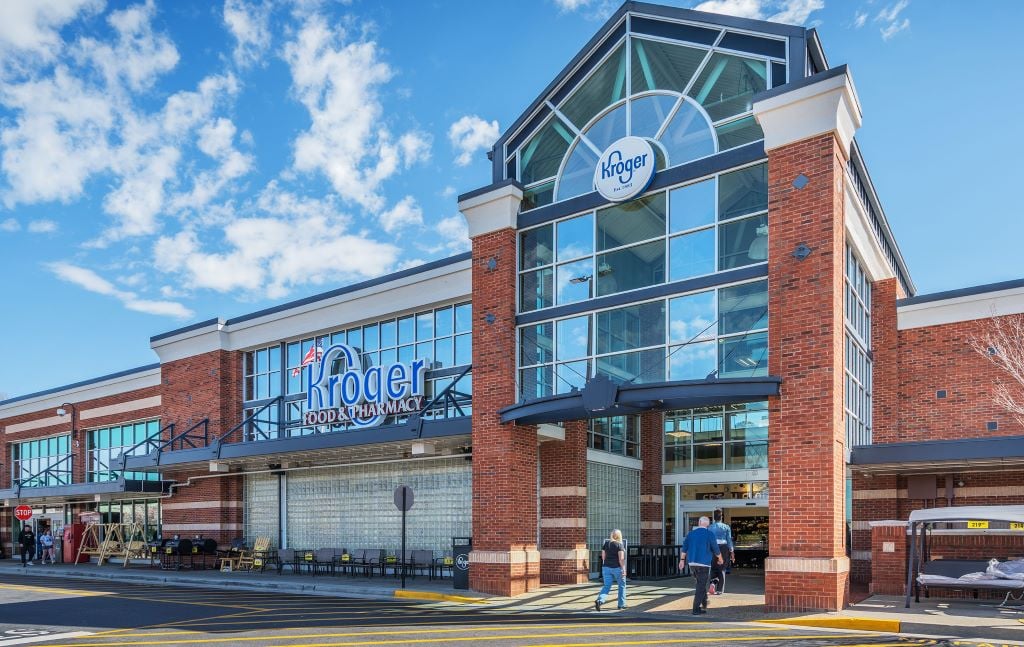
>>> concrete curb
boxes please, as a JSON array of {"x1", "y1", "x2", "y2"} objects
[
  {"x1": 757, "y1": 617, "x2": 901, "y2": 633},
  {"x1": 394, "y1": 590, "x2": 489, "y2": 604}
]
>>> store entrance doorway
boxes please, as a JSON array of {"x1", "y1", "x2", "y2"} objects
[{"x1": 677, "y1": 497, "x2": 768, "y2": 568}]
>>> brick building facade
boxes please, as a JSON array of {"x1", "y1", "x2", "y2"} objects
[{"x1": 1, "y1": 1, "x2": 1021, "y2": 612}]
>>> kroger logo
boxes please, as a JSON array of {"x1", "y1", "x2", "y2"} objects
[{"x1": 593, "y1": 136, "x2": 656, "y2": 202}]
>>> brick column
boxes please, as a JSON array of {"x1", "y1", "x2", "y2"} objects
[
  {"x1": 539, "y1": 420, "x2": 589, "y2": 584},
  {"x1": 460, "y1": 182, "x2": 539, "y2": 596},
  {"x1": 160, "y1": 349, "x2": 244, "y2": 543},
  {"x1": 639, "y1": 411, "x2": 664, "y2": 544},
  {"x1": 755, "y1": 67, "x2": 863, "y2": 613},
  {"x1": 869, "y1": 522, "x2": 907, "y2": 595},
  {"x1": 871, "y1": 278, "x2": 900, "y2": 444}
]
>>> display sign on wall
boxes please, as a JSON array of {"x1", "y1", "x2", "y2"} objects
[
  {"x1": 303, "y1": 344, "x2": 426, "y2": 428},
  {"x1": 593, "y1": 136, "x2": 657, "y2": 202}
]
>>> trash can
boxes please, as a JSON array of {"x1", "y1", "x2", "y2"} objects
[{"x1": 452, "y1": 537, "x2": 471, "y2": 590}]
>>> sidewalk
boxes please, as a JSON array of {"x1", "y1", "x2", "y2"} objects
[{"x1": 4, "y1": 560, "x2": 1024, "y2": 643}]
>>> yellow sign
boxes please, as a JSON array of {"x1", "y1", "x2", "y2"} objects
[
  {"x1": 341, "y1": 554, "x2": 351, "y2": 562},
  {"x1": 1011, "y1": 523, "x2": 1024, "y2": 531},
  {"x1": 967, "y1": 520, "x2": 989, "y2": 529},
  {"x1": 304, "y1": 552, "x2": 314, "y2": 561}
]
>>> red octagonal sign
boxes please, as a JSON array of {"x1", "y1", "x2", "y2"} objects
[{"x1": 14, "y1": 506, "x2": 32, "y2": 522}]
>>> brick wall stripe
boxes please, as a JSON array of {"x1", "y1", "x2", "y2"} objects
[
  {"x1": 639, "y1": 494, "x2": 662, "y2": 503},
  {"x1": 162, "y1": 500, "x2": 243, "y2": 511},
  {"x1": 5, "y1": 415, "x2": 65, "y2": 435},
  {"x1": 851, "y1": 551, "x2": 871, "y2": 561},
  {"x1": 853, "y1": 489, "x2": 899, "y2": 500},
  {"x1": 765, "y1": 557, "x2": 851, "y2": 574},
  {"x1": 540, "y1": 486, "x2": 586, "y2": 497},
  {"x1": 640, "y1": 521, "x2": 663, "y2": 530},
  {"x1": 539, "y1": 548, "x2": 590, "y2": 560},
  {"x1": 162, "y1": 523, "x2": 243, "y2": 531},
  {"x1": 80, "y1": 396, "x2": 161, "y2": 421},
  {"x1": 469, "y1": 549, "x2": 540, "y2": 564},
  {"x1": 539, "y1": 517, "x2": 586, "y2": 528}
]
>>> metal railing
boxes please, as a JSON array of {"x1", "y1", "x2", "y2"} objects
[
  {"x1": 15, "y1": 454, "x2": 74, "y2": 497},
  {"x1": 410, "y1": 366, "x2": 472, "y2": 438},
  {"x1": 589, "y1": 544, "x2": 685, "y2": 581}
]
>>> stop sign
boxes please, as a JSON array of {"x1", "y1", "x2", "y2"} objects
[{"x1": 14, "y1": 506, "x2": 32, "y2": 522}]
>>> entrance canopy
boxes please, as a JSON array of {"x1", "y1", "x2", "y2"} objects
[
  {"x1": 500, "y1": 375, "x2": 781, "y2": 425},
  {"x1": 851, "y1": 435, "x2": 1024, "y2": 474}
]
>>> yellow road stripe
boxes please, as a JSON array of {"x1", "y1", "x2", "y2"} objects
[
  {"x1": 523, "y1": 637, "x2": 881, "y2": 647},
  {"x1": 0, "y1": 583, "x2": 110, "y2": 597},
  {"x1": 37, "y1": 625, "x2": 803, "y2": 646},
  {"x1": 112, "y1": 595, "x2": 267, "y2": 611},
  {"x1": 758, "y1": 617, "x2": 901, "y2": 633}
]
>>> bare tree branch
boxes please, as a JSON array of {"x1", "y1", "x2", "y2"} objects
[{"x1": 971, "y1": 313, "x2": 1024, "y2": 428}]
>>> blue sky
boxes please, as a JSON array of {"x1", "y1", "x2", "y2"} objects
[{"x1": 0, "y1": 0, "x2": 1021, "y2": 399}]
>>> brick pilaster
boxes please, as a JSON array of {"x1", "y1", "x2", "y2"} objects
[
  {"x1": 869, "y1": 523, "x2": 907, "y2": 595},
  {"x1": 539, "y1": 420, "x2": 588, "y2": 584},
  {"x1": 468, "y1": 227, "x2": 540, "y2": 596},
  {"x1": 871, "y1": 278, "x2": 900, "y2": 444},
  {"x1": 639, "y1": 411, "x2": 664, "y2": 544},
  {"x1": 764, "y1": 131, "x2": 850, "y2": 612}
]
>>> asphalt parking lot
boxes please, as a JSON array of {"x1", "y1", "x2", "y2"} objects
[{"x1": 0, "y1": 574, "x2": 1010, "y2": 647}]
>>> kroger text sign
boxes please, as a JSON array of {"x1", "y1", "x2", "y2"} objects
[
  {"x1": 305, "y1": 344, "x2": 426, "y2": 428},
  {"x1": 593, "y1": 136, "x2": 656, "y2": 202}
]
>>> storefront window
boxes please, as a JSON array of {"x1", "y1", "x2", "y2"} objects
[
  {"x1": 664, "y1": 402, "x2": 768, "y2": 473},
  {"x1": 12, "y1": 435, "x2": 71, "y2": 487},
  {"x1": 517, "y1": 163, "x2": 768, "y2": 311},
  {"x1": 88, "y1": 420, "x2": 161, "y2": 482},
  {"x1": 518, "y1": 279, "x2": 767, "y2": 399},
  {"x1": 588, "y1": 416, "x2": 639, "y2": 457},
  {"x1": 845, "y1": 244, "x2": 873, "y2": 447}
]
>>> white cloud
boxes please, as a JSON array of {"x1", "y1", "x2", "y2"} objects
[
  {"x1": 441, "y1": 186, "x2": 456, "y2": 199},
  {"x1": 853, "y1": 11, "x2": 868, "y2": 28},
  {"x1": 0, "y1": 218, "x2": 20, "y2": 232},
  {"x1": 0, "y1": 0, "x2": 102, "y2": 73},
  {"x1": 47, "y1": 261, "x2": 193, "y2": 318},
  {"x1": 284, "y1": 14, "x2": 430, "y2": 210},
  {"x1": 692, "y1": 0, "x2": 823, "y2": 24},
  {"x1": 379, "y1": 196, "x2": 423, "y2": 234},
  {"x1": 27, "y1": 219, "x2": 57, "y2": 233},
  {"x1": 876, "y1": 1, "x2": 910, "y2": 40},
  {"x1": 71, "y1": 0, "x2": 180, "y2": 92},
  {"x1": 170, "y1": 117, "x2": 254, "y2": 212},
  {"x1": 436, "y1": 215, "x2": 470, "y2": 253},
  {"x1": 448, "y1": 115, "x2": 499, "y2": 167},
  {"x1": 223, "y1": 0, "x2": 272, "y2": 68}
]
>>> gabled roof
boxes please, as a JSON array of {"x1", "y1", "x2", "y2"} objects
[{"x1": 489, "y1": 0, "x2": 808, "y2": 182}]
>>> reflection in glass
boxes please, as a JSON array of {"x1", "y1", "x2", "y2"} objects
[
  {"x1": 669, "y1": 340, "x2": 716, "y2": 380},
  {"x1": 435, "y1": 306, "x2": 454, "y2": 338},
  {"x1": 520, "y1": 224, "x2": 553, "y2": 270},
  {"x1": 596, "y1": 240, "x2": 665, "y2": 297},
  {"x1": 596, "y1": 301, "x2": 665, "y2": 354},
  {"x1": 597, "y1": 193, "x2": 666, "y2": 251},
  {"x1": 669, "y1": 228, "x2": 715, "y2": 280},
  {"x1": 455, "y1": 303, "x2": 472, "y2": 333},
  {"x1": 718, "y1": 280, "x2": 768, "y2": 335},
  {"x1": 520, "y1": 365, "x2": 553, "y2": 399},
  {"x1": 718, "y1": 331, "x2": 768, "y2": 378},
  {"x1": 596, "y1": 348, "x2": 665, "y2": 383},
  {"x1": 520, "y1": 116, "x2": 574, "y2": 185},
  {"x1": 720, "y1": 213, "x2": 768, "y2": 270},
  {"x1": 670, "y1": 178, "x2": 716, "y2": 233},
  {"x1": 557, "y1": 315, "x2": 592, "y2": 361},
  {"x1": 631, "y1": 38, "x2": 707, "y2": 94},
  {"x1": 716, "y1": 116, "x2": 764, "y2": 150},
  {"x1": 556, "y1": 258, "x2": 594, "y2": 305},
  {"x1": 556, "y1": 360, "x2": 590, "y2": 394},
  {"x1": 454, "y1": 333, "x2": 472, "y2": 366},
  {"x1": 520, "y1": 322, "x2": 553, "y2": 366},
  {"x1": 520, "y1": 267, "x2": 554, "y2": 312},
  {"x1": 669, "y1": 290, "x2": 715, "y2": 342},
  {"x1": 657, "y1": 101, "x2": 716, "y2": 167},
  {"x1": 556, "y1": 140, "x2": 600, "y2": 201},
  {"x1": 556, "y1": 213, "x2": 594, "y2": 261},
  {"x1": 687, "y1": 53, "x2": 767, "y2": 122},
  {"x1": 560, "y1": 44, "x2": 626, "y2": 129},
  {"x1": 630, "y1": 94, "x2": 679, "y2": 138},
  {"x1": 719, "y1": 163, "x2": 768, "y2": 220}
]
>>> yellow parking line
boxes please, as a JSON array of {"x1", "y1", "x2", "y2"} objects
[
  {"x1": 523, "y1": 637, "x2": 882, "y2": 647},
  {"x1": 37, "y1": 624, "x2": 798, "y2": 646},
  {"x1": 0, "y1": 583, "x2": 111, "y2": 597},
  {"x1": 113, "y1": 595, "x2": 268, "y2": 611}
]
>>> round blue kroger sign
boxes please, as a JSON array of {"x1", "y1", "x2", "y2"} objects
[{"x1": 593, "y1": 136, "x2": 656, "y2": 202}]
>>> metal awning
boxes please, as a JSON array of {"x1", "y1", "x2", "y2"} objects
[
  {"x1": 499, "y1": 375, "x2": 781, "y2": 425},
  {"x1": 851, "y1": 435, "x2": 1024, "y2": 474},
  {"x1": 123, "y1": 416, "x2": 471, "y2": 473},
  {"x1": 0, "y1": 479, "x2": 170, "y2": 505}
]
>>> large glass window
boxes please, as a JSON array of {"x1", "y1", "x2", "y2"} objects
[
  {"x1": 509, "y1": 26, "x2": 784, "y2": 208},
  {"x1": 589, "y1": 415, "x2": 639, "y2": 457},
  {"x1": 518, "y1": 163, "x2": 768, "y2": 312},
  {"x1": 664, "y1": 402, "x2": 768, "y2": 473},
  {"x1": 88, "y1": 420, "x2": 161, "y2": 482},
  {"x1": 12, "y1": 435, "x2": 71, "y2": 488},
  {"x1": 518, "y1": 278, "x2": 768, "y2": 399},
  {"x1": 845, "y1": 244, "x2": 872, "y2": 447},
  {"x1": 242, "y1": 301, "x2": 473, "y2": 438}
]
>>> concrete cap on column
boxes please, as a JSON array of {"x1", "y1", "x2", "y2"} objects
[
  {"x1": 753, "y1": 64, "x2": 863, "y2": 157},
  {"x1": 458, "y1": 179, "x2": 524, "y2": 238}
]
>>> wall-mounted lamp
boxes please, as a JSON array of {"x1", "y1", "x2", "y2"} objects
[{"x1": 57, "y1": 402, "x2": 78, "y2": 448}]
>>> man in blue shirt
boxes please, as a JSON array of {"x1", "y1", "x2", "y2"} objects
[
  {"x1": 710, "y1": 508, "x2": 735, "y2": 594},
  {"x1": 679, "y1": 516, "x2": 722, "y2": 615}
]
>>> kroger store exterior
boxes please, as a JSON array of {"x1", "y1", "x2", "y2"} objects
[{"x1": 2, "y1": 2, "x2": 1023, "y2": 611}]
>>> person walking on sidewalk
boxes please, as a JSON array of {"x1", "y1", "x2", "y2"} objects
[
  {"x1": 594, "y1": 529, "x2": 627, "y2": 611},
  {"x1": 39, "y1": 529, "x2": 55, "y2": 565},
  {"x1": 709, "y1": 509, "x2": 735, "y2": 594},
  {"x1": 18, "y1": 524, "x2": 36, "y2": 567},
  {"x1": 679, "y1": 516, "x2": 722, "y2": 615}
]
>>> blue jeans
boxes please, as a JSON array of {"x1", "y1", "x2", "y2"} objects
[{"x1": 596, "y1": 566, "x2": 626, "y2": 608}]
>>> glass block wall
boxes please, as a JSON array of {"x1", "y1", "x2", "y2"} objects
[
  {"x1": 244, "y1": 472, "x2": 280, "y2": 546},
  {"x1": 586, "y1": 461, "x2": 640, "y2": 558},
  {"x1": 247, "y1": 458, "x2": 471, "y2": 553}
]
